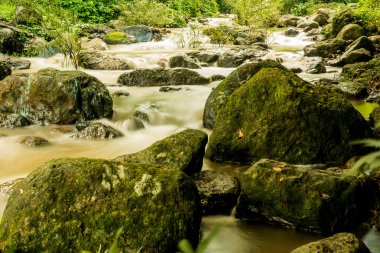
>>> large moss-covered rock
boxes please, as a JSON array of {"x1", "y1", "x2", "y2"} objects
[
  {"x1": 336, "y1": 24, "x2": 364, "y2": 41},
  {"x1": 304, "y1": 38, "x2": 348, "y2": 58},
  {"x1": 203, "y1": 60, "x2": 286, "y2": 129},
  {"x1": 236, "y1": 159, "x2": 374, "y2": 234},
  {"x1": 331, "y1": 8, "x2": 358, "y2": 36},
  {"x1": 115, "y1": 129, "x2": 208, "y2": 176},
  {"x1": 118, "y1": 68, "x2": 210, "y2": 86},
  {"x1": 0, "y1": 68, "x2": 113, "y2": 127},
  {"x1": 103, "y1": 31, "x2": 133, "y2": 45},
  {"x1": 0, "y1": 158, "x2": 201, "y2": 252},
  {"x1": 291, "y1": 233, "x2": 370, "y2": 253},
  {"x1": 78, "y1": 51, "x2": 136, "y2": 70},
  {"x1": 205, "y1": 68, "x2": 373, "y2": 165}
]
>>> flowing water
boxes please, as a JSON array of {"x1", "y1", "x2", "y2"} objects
[{"x1": 0, "y1": 22, "x2": 379, "y2": 252}]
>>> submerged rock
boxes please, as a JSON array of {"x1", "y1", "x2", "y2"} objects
[
  {"x1": 217, "y1": 46, "x2": 268, "y2": 68},
  {"x1": 18, "y1": 136, "x2": 49, "y2": 147},
  {"x1": 205, "y1": 68, "x2": 373, "y2": 165},
  {"x1": 71, "y1": 122, "x2": 123, "y2": 140},
  {"x1": 133, "y1": 103, "x2": 159, "y2": 123},
  {"x1": 0, "y1": 158, "x2": 201, "y2": 252},
  {"x1": 236, "y1": 159, "x2": 374, "y2": 234},
  {"x1": 291, "y1": 233, "x2": 370, "y2": 253},
  {"x1": 118, "y1": 68, "x2": 210, "y2": 86},
  {"x1": 194, "y1": 170, "x2": 240, "y2": 215},
  {"x1": 114, "y1": 129, "x2": 208, "y2": 176},
  {"x1": 0, "y1": 68, "x2": 113, "y2": 127},
  {"x1": 284, "y1": 28, "x2": 299, "y2": 37},
  {"x1": 169, "y1": 54, "x2": 201, "y2": 69},
  {"x1": 79, "y1": 51, "x2": 136, "y2": 70},
  {"x1": 203, "y1": 60, "x2": 287, "y2": 129}
]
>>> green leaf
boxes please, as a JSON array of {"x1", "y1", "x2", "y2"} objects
[{"x1": 178, "y1": 239, "x2": 195, "y2": 253}]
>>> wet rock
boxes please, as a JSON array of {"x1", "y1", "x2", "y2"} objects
[
  {"x1": 123, "y1": 25, "x2": 154, "y2": 42},
  {"x1": 133, "y1": 103, "x2": 159, "y2": 123},
  {"x1": 50, "y1": 126, "x2": 75, "y2": 134},
  {"x1": 278, "y1": 15, "x2": 303, "y2": 27},
  {"x1": 72, "y1": 122, "x2": 123, "y2": 140},
  {"x1": 210, "y1": 74, "x2": 225, "y2": 82},
  {"x1": 217, "y1": 46, "x2": 268, "y2": 68},
  {"x1": 194, "y1": 170, "x2": 240, "y2": 215},
  {"x1": 306, "y1": 57, "x2": 326, "y2": 74},
  {"x1": 236, "y1": 159, "x2": 374, "y2": 234},
  {"x1": 79, "y1": 51, "x2": 136, "y2": 70},
  {"x1": 0, "y1": 68, "x2": 113, "y2": 127},
  {"x1": 233, "y1": 29, "x2": 266, "y2": 45},
  {"x1": 0, "y1": 178, "x2": 24, "y2": 196},
  {"x1": 82, "y1": 38, "x2": 109, "y2": 51},
  {"x1": 159, "y1": 86, "x2": 183, "y2": 92},
  {"x1": 114, "y1": 129, "x2": 208, "y2": 176},
  {"x1": 290, "y1": 67, "x2": 302, "y2": 73},
  {"x1": 291, "y1": 233, "x2": 370, "y2": 253},
  {"x1": 0, "y1": 158, "x2": 201, "y2": 252},
  {"x1": 169, "y1": 54, "x2": 201, "y2": 69},
  {"x1": 18, "y1": 136, "x2": 49, "y2": 147},
  {"x1": 284, "y1": 28, "x2": 299, "y2": 37},
  {"x1": 332, "y1": 8, "x2": 360, "y2": 37},
  {"x1": 335, "y1": 81, "x2": 368, "y2": 99},
  {"x1": 0, "y1": 61, "x2": 11, "y2": 80},
  {"x1": 305, "y1": 28, "x2": 323, "y2": 37},
  {"x1": 203, "y1": 60, "x2": 287, "y2": 129},
  {"x1": 127, "y1": 117, "x2": 145, "y2": 130},
  {"x1": 118, "y1": 68, "x2": 210, "y2": 86},
  {"x1": 15, "y1": 6, "x2": 41, "y2": 25},
  {"x1": 308, "y1": 14, "x2": 328, "y2": 26},
  {"x1": 0, "y1": 57, "x2": 31, "y2": 70},
  {"x1": 205, "y1": 68, "x2": 373, "y2": 165},
  {"x1": 297, "y1": 21, "x2": 320, "y2": 31},
  {"x1": 337, "y1": 24, "x2": 365, "y2": 41},
  {"x1": 23, "y1": 37, "x2": 48, "y2": 56},
  {"x1": 103, "y1": 31, "x2": 134, "y2": 45},
  {"x1": 0, "y1": 28, "x2": 24, "y2": 54},
  {"x1": 304, "y1": 38, "x2": 348, "y2": 58},
  {"x1": 112, "y1": 90, "x2": 130, "y2": 97},
  {"x1": 75, "y1": 120, "x2": 90, "y2": 132},
  {"x1": 186, "y1": 50, "x2": 220, "y2": 64},
  {"x1": 331, "y1": 37, "x2": 376, "y2": 67}
]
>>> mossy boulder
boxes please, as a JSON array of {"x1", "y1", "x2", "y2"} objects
[
  {"x1": 336, "y1": 24, "x2": 364, "y2": 41},
  {"x1": 18, "y1": 136, "x2": 49, "y2": 147},
  {"x1": 78, "y1": 51, "x2": 136, "y2": 70},
  {"x1": 0, "y1": 68, "x2": 113, "y2": 127},
  {"x1": 205, "y1": 68, "x2": 373, "y2": 165},
  {"x1": 331, "y1": 8, "x2": 358, "y2": 37},
  {"x1": 103, "y1": 31, "x2": 133, "y2": 45},
  {"x1": 118, "y1": 68, "x2": 210, "y2": 87},
  {"x1": 291, "y1": 233, "x2": 370, "y2": 253},
  {"x1": 203, "y1": 60, "x2": 287, "y2": 129},
  {"x1": 71, "y1": 122, "x2": 123, "y2": 140},
  {"x1": 114, "y1": 129, "x2": 208, "y2": 176},
  {"x1": 236, "y1": 159, "x2": 374, "y2": 234},
  {"x1": 303, "y1": 38, "x2": 348, "y2": 59},
  {"x1": 0, "y1": 61, "x2": 11, "y2": 81},
  {"x1": 15, "y1": 6, "x2": 42, "y2": 26},
  {"x1": 0, "y1": 158, "x2": 201, "y2": 252}
]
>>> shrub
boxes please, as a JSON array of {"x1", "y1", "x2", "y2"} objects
[
  {"x1": 0, "y1": 2, "x2": 15, "y2": 21},
  {"x1": 202, "y1": 25, "x2": 236, "y2": 46}
]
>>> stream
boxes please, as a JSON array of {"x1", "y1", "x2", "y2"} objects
[{"x1": 0, "y1": 22, "x2": 379, "y2": 252}]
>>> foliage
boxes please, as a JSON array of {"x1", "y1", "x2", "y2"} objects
[
  {"x1": 226, "y1": 0, "x2": 281, "y2": 27},
  {"x1": 178, "y1": 224, "x2": 222, "y2": 253},
  {"x1": 120, "y1": 0, "x2": 186, "y2": 27},
  {"x1": 188, "y1": 26, "x2": 203, "y2": 48},
  {"x1": 160, "y1": 0, "x2": 219, "y2": 17},
  {"x1": 202, "y1": 25, "x2": 235, "y2": 46},
  {"x1": 172, "y1": 26, "x2": 203, "y2": 48},
  {"x1": 0, "y1": 2, "x2": 15, "y2": 21},
  {"x1": 345, "y1": 138, "x2": 380, "y2": 176},
  {"x1": 355, "y1": 0, "x2": 380, "y2": 28},
  {"x1": 54, "y1": 0, "x2": 120, "y2": 23}
]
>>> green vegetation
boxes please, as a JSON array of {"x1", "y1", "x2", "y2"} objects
[{"x1": 0, "y1": 2, "x2": 15, "y2": 21}]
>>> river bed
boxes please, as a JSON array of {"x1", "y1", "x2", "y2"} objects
[{"x1": 0, "y1": 24, "x2": 379, "y2": 252}]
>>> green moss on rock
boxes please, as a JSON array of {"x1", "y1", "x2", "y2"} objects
[
  {"x1": 203, "y1": 60, "x2": 287, "y2": 129},
  {"x1": 291, "y1": 233, "x2": 370, "y2": 253},
  {"x1": 0, "y1": 158, "x2": 201, "y2": 252},
  {"x1": 236, "y1": 159, "x2": 374, "y2": 234},
  {"x1": 0, "y1": 68, "x2": 113, "y2": 127},
  {"x1": 114, "y1": 129, "x2": 208, "y2": 176},
  {"x1": 103, "y1": 31, "x2": 131, "y2": 45},
  {"x1": 205, "y1": 68, "x2": 373, "y2": 165}
]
